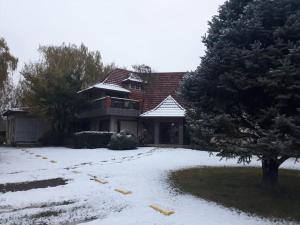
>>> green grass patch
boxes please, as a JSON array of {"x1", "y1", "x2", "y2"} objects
[{"x1": 169, "y1": 166, "x2": 300, "y2": 222}]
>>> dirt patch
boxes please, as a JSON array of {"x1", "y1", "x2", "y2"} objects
[
  {"x1": 31, "y1": 209, "x2": 65, "y2": 219},
  {"x1": 0, "y1": 178, "x2": 68, "y2": 193},
  {"x1": 0, "y1": 200, "x2": 76, "y2": 214}
]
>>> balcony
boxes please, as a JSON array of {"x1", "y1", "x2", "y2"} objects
[{"x1": 78, "y1": 96, "x2": 141, "y2": 118}]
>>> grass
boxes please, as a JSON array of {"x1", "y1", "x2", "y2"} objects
[{"x1": 169, "y1": 166, "x2": 300, "y2": 222}]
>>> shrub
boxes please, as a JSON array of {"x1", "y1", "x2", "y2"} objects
[
  {"x1": 39, "y1": 131, "x2": 65, "y2": 146},
  {"x1": 0, "y1": 135, "x2": 5, "y2": 145},
  {"x1": 108, "y1": 130, "x2": 137, "y2": 150},
  {"x1": 72, "y1": 131, "x2": 113, "y2": 149}
]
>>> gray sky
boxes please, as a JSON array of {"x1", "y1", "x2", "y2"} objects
[{"x1": 0, "y1": 0, "x2": 225, "y2": 82}]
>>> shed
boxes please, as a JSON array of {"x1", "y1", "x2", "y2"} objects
[{"x1": 2, "y1": 109, "x2": 48, "y2": 145}]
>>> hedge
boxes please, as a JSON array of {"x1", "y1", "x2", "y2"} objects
[{"x1": 72, "y1": 131, "x2": 114, "y2": 149}]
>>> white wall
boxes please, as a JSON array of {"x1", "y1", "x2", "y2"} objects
[{"x1": 120, "y1": 120, "x2": 137, "y2": 136}]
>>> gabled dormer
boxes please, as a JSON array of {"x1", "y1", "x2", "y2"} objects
[{"x1": 121, "y1": 73, "x2": 144, "y2": 91}]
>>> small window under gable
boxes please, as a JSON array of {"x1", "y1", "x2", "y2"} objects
[
  {"x1": 130, "y1": 81, "x2": 141, "y2": 90},
  {"x1": 122, "y1": 73, "x2": 143, "y2": 91}
]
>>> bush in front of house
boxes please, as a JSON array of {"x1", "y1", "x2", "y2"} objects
[
  {"x1": 72, "y1": 131, "x2": 114, "y2": 149},
  {"x1": 108, "y1": 130, "x2": 138, "y2": 150},
  {"x1": 39, "y1": 131, "x2": 65, "y2": 146},
  {"x1": 0, "y1": 135, "x2": 5, "y2": 145}
]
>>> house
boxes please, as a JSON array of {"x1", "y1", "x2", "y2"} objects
[
  {"x1": 3, "y1": 69, "x2": 188, "y2": 146},
  {"x1": 77, "y1": 69, "x2": 187, "y2": 145}
]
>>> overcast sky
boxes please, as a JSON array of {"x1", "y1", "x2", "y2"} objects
[{"x1": 0, "y1": 0, "x2": 225, "y2": 82}]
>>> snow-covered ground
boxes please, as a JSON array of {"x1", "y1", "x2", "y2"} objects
[{"x1": 0, "y1": 147, "x2": 299, "y2": 225}]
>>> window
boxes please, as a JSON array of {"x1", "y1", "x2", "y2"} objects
[{"x1": 130, "y1": 81, "x2": 141, "y2": 90}]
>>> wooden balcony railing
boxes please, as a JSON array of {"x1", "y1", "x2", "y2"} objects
[{"x1": 77, "y1": 96, "x2": 141, "y2": 118}]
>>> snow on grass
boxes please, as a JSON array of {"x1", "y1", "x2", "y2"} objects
[{"x1": 0, "y1": 146, "x2": 299, "y2": 225}]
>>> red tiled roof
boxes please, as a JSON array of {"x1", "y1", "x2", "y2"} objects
[
  {"x1": 142, "y1": 72, "x2": 185, "y2": 112},
  {"x1": 103, "y1": 69, "x2": 130, "y2": 86},
  {"x1": 103, "y1": 69, "x2": 186, "y2": 112}
]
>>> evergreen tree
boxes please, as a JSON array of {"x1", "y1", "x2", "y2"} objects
[
  {"x1": 22, "y1": 43, "x2": 114, "y2": 134},
  {"x1": 181, "y1": 0, "x2": 300, "y2": 188}
]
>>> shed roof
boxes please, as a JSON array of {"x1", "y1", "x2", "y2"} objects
[{"x1": 2, "y1": 108, "x2": 28, "y2": 116}]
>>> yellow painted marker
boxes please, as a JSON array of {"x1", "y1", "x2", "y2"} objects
[
  {"x1": 94, "y1": 178, "x2": 108, "y2": 184},
  {"x1": 49, "y1": 160, "x2": 57, "y2": 163},
  {"x1": 149, "y1": 204, "x2": 175, "y2": 216},
  {"x1": 114, "y1": 188, "x2": 132, "y2": 195}
]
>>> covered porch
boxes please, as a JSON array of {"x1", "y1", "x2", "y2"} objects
[
  {"x1": 139, "y1": 95, "x2": 186, "y2": 145},
  {"x1": 140, "y1": 117, "x2": 184, "y2": 145}
]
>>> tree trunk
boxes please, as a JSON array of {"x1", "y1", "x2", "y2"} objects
[{"x1": 261, "y1": 157, "x2": 279, "y2": 188}]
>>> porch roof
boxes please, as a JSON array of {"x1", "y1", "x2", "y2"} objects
[
  {"x1": 140, "y1": 95, "x2": 185, "y2": 117},
  {"x1": 78, "y1": 82, "x2": 130, "y2": 93}
]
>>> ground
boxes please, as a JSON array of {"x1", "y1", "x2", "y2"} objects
[
  {"x1": 170, "y1": 167, "x2": 300, "y2": 222},
  {"x1": 0, "y1": 147, "x2": 299, "y2": 225}
]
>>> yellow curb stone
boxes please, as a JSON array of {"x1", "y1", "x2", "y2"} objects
[
  {"x1": 94, "y1": 178, "x2": 108, "y2": 184},
  {"x1": 149, "y1": 204, "x2": 175, "y2": 216},
  {"x1": 114, "y1": 188, "x2": 132, "y2": 195}
]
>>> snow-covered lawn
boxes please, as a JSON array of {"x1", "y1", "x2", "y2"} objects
[{"x1": 0, "y1": 147, "x2": 299, "y2": 225}]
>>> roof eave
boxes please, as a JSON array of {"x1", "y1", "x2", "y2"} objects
[
  {"x1": 78, "y1": 86, "x2": 130, "y2": 94},
  {"x1": 140, "y1": 115, "x2": 185, "y2": 118}
]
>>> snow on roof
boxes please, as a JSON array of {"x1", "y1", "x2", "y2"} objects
[
  {"x1": 2, "y1": 108, "x2": 28, "y2": 116},
  {"x1": 78, "y1": 82, "x2": 130, "y2": 93},
  {"x1": 140, "y1": 95, "x2": 185, "y2": 117},
  {"x1": 122, "y1": 73, "x2": 143, "y2": 83},
  {"x1": 92, "y1": 96, "x2": 140, "y2": 103}
]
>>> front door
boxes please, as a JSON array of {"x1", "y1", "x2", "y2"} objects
[{"x1": 159, "y1": 122, "x2": 179, "y2": 144}]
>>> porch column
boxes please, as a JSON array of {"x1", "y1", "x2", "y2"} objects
[
  {"x1": 109, "y1": 116, "x2": 117, "y2": 132},
  {"x1": 178, "y1": 119, "x2": 184, "y2": 145},
  {"x1": 154, "y1": 119, "x2": 160, "y2": 145},
  {"x1": 90, "y1": 118, "x2": 99, "y2": 131}
]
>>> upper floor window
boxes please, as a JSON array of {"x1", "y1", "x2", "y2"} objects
[{"x1": 130, "y1": 81, "x2": 141, "y2": 90}]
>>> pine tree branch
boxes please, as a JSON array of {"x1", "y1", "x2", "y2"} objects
[
  {"x1": 240, "y1": 113, "x2": 264, "y2": 137},
  {"x1": 278, "y1": 155, "x2": 290, "y2": 166}
]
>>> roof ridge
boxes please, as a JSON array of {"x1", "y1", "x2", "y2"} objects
[{"x1": 111, "y1": 68, "x2": 185, "y2": 74}]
